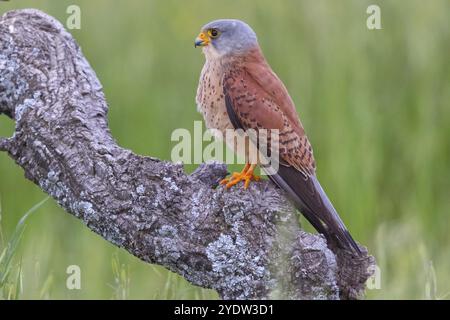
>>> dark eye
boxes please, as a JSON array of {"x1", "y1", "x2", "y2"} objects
[{"x1": 208, "y1": 28, "x2": 220, "y2": 38}]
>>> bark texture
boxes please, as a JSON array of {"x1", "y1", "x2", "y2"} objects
[{"x1": 0, "y1": 9, "x2": 375, "y2": 299}]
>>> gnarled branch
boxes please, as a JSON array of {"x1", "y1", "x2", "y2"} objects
[{"x1": 0, "y1": 9, "x2": 375, "y2": 299}]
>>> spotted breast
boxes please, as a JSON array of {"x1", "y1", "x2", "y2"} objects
[{"x1": 196, "y1": 60, "x2": 234, "y2": 136}]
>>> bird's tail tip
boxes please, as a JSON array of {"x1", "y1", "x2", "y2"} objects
[{"x1": 340, "y1": 229, "x2": 363, "y2": 256}]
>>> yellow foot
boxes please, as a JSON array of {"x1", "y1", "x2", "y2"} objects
[{"x1": 220, "y1": 164, "x2": 260, "y2": 189}]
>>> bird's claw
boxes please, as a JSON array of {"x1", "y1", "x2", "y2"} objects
[{"x1": 220, "y1": 164, "x2": 260, "y2": 189}]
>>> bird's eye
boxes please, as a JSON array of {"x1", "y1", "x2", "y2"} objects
[{"x1": 208, "y1": 28, "x2": 220, "y2": 38}]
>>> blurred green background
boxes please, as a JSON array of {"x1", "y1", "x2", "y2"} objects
[{"x1": 0, "y1": 0, "x2": 449, "y2": 299}]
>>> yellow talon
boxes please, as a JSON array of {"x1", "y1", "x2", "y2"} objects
[{"x1": 220, "y1": 164, "x2": 260, "y2": 189}]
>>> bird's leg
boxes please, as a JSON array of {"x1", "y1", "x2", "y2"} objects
[
  {"x1": 242, "y1": 164, "x2": 260, "y2": 189},
  {"x1": 220, "y1": 163, "x2": 260, "y2": 189},
  {"x1": 220, "y1": 163, "x2": 250, "y2": 186}
]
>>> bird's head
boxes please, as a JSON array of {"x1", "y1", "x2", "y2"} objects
[{"x1": 195, "y1": 19, "x2": 258, "y2": 58}]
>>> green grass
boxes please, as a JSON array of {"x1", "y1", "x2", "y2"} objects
[
  {"x1": 0, "y1": 197, "x2": 49, "y2": 299},
  {"x1": 0, "y1": 0, "x2": 449, "y2": 299}
]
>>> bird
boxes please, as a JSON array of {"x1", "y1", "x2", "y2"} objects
[{"x1": 194, "y1": 19, "x2": 361, "y2": 255}]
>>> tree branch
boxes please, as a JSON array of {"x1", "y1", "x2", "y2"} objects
[{"x1": 0, "y1": 9, "x2": 375, "y2": 299}]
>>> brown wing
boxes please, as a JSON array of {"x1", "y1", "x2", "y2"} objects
[
  {"x1": 223, "y1": 57, "x2": 316, "y2": 176},
  {"x1": 222, "y1": 52, "x2": 361, "y2": 255}
]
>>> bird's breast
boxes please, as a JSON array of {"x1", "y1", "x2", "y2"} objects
[{"x1": 196, "y1": 61, "x2": 234, "y2": 137}]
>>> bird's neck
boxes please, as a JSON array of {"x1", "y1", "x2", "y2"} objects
[{"x1": 204, "y1": 46, "x2": 266, "y2": 70}]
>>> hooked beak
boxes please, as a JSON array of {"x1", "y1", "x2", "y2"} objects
[{"x1": 194, "y1": 32, "x2": 210, "y2": 48}]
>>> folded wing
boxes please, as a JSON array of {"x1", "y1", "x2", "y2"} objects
[{"x1": 222, "y1": 58, "x2": 361, "y2": 255}]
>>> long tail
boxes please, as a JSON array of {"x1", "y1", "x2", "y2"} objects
[{"x1": 267, "y1": 164, "x2": 361, "y2": 255}]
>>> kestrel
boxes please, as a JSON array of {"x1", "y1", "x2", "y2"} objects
[{"x1": 195, "y1": 19, "x2": 361, "y2": 255}]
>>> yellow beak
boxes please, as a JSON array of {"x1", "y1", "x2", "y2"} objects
[{"x1": 194, "y1": 32, "x2": 210, "y2": 47}]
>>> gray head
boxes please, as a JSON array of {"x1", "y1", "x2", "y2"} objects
[{"x1": 194, "y1": 19, "x2": 258, "y2": 57}]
